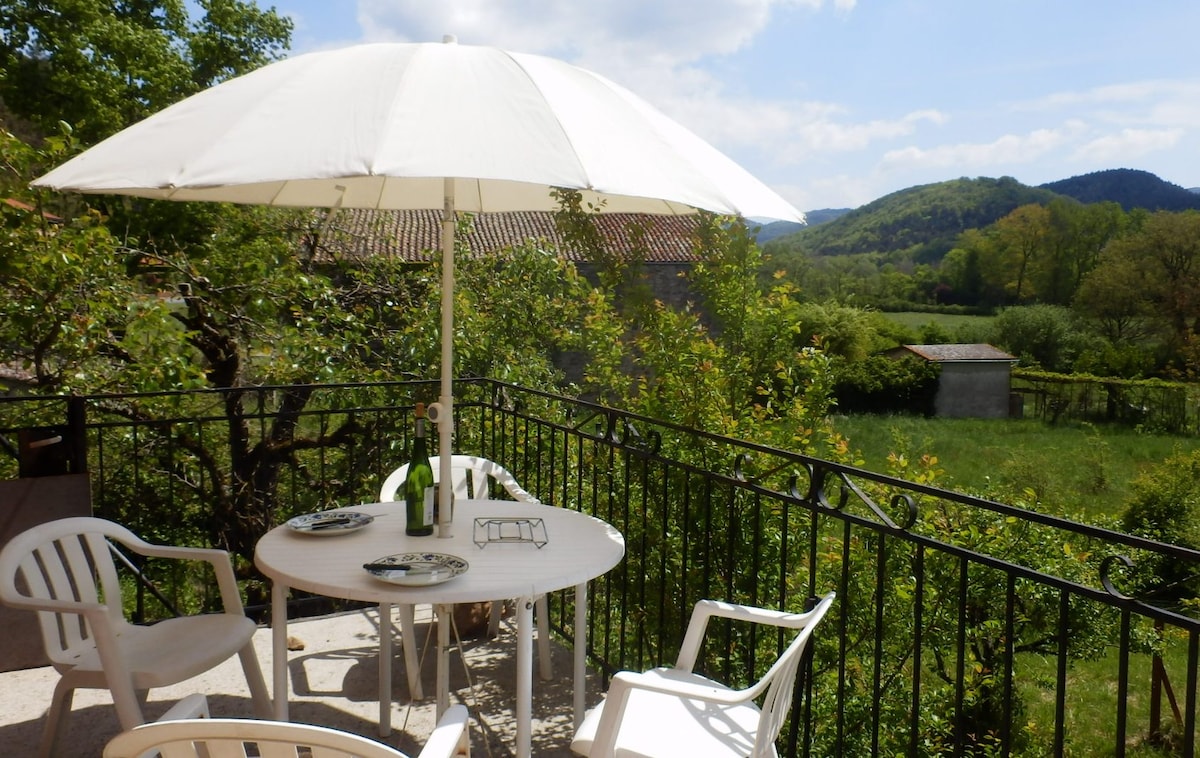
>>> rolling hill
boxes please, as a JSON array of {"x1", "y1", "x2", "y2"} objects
[
  {"x1": 763, "y1": 169, "x2": 1198, "y2": 261},
  {"x1": 764, "y1": 176, "x2": 1060, "y2": 262},
  {"x1": 1039, "y1": 168, "x2": 1200, "y2": 211}
]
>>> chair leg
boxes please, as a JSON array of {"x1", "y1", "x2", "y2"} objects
[
  {"x1": 109, "y1": 675, "x2": 148, "y2": 731},
  {"x1": 39, "y1": 679, "x2": 74, "y2": 758},
  {"x1": 535, "y1": 594, "x2": 553, "y2": 681},
  {"x1": 237, "y1": 643, "x2": 273, "y2": 718}
]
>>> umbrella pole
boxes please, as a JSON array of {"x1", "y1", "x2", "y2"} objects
[{"x1": 437, "y1": 180, "x2": 455, "y2": 541}]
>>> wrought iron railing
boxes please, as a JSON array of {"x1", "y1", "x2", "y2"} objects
[{"x1": 1, "y1": 379, "x2": 1198, "y2": 756}]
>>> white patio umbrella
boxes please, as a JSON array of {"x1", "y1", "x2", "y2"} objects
[{"x1": 32, "y1": 36, "x2": 804, "y2": 542}]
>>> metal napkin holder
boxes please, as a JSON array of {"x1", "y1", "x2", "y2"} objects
[{"x1": 472, "y1": 517, "x2": 548, "y2": 549}]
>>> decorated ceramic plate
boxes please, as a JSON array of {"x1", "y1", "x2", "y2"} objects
[
  {"x1": 363, "y1": 552, "x2": 469, "y2": 586},
  {"x1": 286, "y1": 511, "x2": 374, "y2": 535}
]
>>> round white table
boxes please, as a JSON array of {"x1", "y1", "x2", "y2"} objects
[{"x1": 255, "y1": 499, "x2": 625, "y2": 758}]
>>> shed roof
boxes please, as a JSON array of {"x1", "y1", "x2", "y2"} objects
[
  {"x1": 897, "y1": 344, "x2": 1018, "y2": 363},
  {"x1": 309, "y1": 208, "x2": 703, "y2": 264}
]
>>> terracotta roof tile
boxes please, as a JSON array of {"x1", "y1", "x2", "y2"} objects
[{"x1": 309, "y1": 209, "x2": 703, "y2": 264}]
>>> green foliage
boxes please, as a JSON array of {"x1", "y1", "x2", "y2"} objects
[
  {"x1": 833, "y1": 354, "x2": 940, "y2": 415},
  {"x1": 1080, "y1": 210, "x2": 1200, "y2": 377},
  {"x1": 990, "y1": 304, "x2": 1087, "y2": 372},
  {"x1": 1, "y1": 127, "x2": 188, "y2": 392},
  {"x1": 451, "y1": 227, "x2": 614, "y2": 391},
  {"x1": 0, "y1": 0, "x2": 292, "y2": 143},
  {"x1": 1121, "y1": 448, "x2": 1200, "y2": 608}
]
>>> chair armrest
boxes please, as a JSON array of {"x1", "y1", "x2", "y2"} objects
[
  {"x1": 0, "y1": 593, "x2": 108, "y2": 616},
  {"x1": 675, "y1": 594, "x2": 835, "y2": 671},
  {"x1": 613, "y1": 669, "x2": 747, "y2": 704},
  {"x1": 418, "y1": 703, "x2": 470, "y2": 757},
  {"x1": 121, "y1": 541, "x2": 247, "y2": 616},
  {"x1": 156, "y1": 693, "x2": 210, "y2": 721}
]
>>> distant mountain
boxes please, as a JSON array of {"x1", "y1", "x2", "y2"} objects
[
  {"x1": 763, "y1": 176, "x2": 1060, "y2": 262},
  {"x1": 803, "y1": 208, "x2": 853, "y2": 227},
  {"x1": 753, "y1": 209, "x2": 850, "y2": 244},
  {"x1": 753, "y1": 220, "x2": 806, "y2": 244},
  {"x1": 1039, "y1": 169, "x2": 1200, "y2": 212}
]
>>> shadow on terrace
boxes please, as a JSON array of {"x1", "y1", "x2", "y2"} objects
[{"x1": 2, "y1": 378, "x2": 1199, "y2": 757}]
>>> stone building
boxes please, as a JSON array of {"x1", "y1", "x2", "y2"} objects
[{"x1": 307, "y1": 208, "x2": 704, "y2": 311}]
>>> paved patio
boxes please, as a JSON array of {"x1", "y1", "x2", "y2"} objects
[{"x1": 0, "y1": 606, "x2": 598, "y2": 757}]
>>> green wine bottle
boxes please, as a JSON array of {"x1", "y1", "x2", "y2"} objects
[{"x1": 404, "y1": 403, "x2": 435, "y2": 536}]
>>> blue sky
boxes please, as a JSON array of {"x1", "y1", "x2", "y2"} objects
[{"x1": 268, "y1": 0, "x2": 1200, "y2": 212}]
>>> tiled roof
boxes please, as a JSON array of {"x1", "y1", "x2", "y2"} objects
[
  {"x1": 309, "y1": 209, "x2": 703, "y2": 264},
  {"x1": 4, "y1": 197, "x2": 62, "y2": 223},
  {"x1": 899, "y1": 344, "x2": 1018, "y2": 362}
]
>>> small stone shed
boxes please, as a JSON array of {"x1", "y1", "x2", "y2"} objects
[{"x1": 887, "y1": 343, "x2": 1019, "y2": 419}]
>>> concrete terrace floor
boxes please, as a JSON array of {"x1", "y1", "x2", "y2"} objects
[{"x1": 0, "y1": 606, "x2": 598, "y2": 757}]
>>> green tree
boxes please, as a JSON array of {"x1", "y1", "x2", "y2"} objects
[
  {"x1": 991, "y1": 203, "x2": 1050, "y2": 303},
  {"x1": 991, "y1": 304, "x2": 1084, "y2": 372},
  {"x1": 1030, "y1": 198, "x2": 1125, "y2": 306},
  {"x1": 1090, "y1": 211, "x2": 1200, "y2": 375},
  {"x1": 1074, "y1": 249, "x2": 1158, "y2": 346},
  {"x1": 0, "y1": 129, "x2": 154, "y2": 392},
  {"x1": 0, "y1": 0, "x2": 291, "y2": 144}
]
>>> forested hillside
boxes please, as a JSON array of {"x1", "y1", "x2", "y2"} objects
[
  {"x1": 765, "y1": 176, "x2": 1061, "y2": 263},
  {"x1": 1040, "y1": 168, "x2": 1200, "y2": 212}
]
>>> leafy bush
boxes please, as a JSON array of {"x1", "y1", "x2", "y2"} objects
[
  {"x1": 1121, "y1": 448, "x2": 1200, "y2": 608},
  {"x1": 991, "y1": 304, "x2": 1088, "y2": 372},
  {"x1": 833, "y1": 354, "x2": 940, "y2": 415}
]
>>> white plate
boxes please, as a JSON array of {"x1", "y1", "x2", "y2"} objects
[
  {"x1": 286, "y1": 511, "x2": 374, "y2": 535},
  {"x1": 363, "y1": 552, "x2": 468, "y2": 586}
]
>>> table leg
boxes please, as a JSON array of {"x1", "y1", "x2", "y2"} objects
[
  {"x1": 271, "y1": 581, "x2": 288, "y2": 721},
  {"x1": 516, "y1": 596, "x2": 533, "y2": 758},
  {"x1": 436, "y1": 603, "x2": 451, "y2": 717},
  {"x1": 379, "y1": 601, "x2": 392, "y2": 736},
  {"x1": 573, "y1": 582, "x2": 587, "y2": 729}
]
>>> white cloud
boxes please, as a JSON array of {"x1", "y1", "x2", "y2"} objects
[
  {"x1": 1072, "y1": 128, "x2": 1184, "y2": 163},
  {"x1": 1024, "y1": 79, "x2": 1200, "y2": 111},
  {"x1": 880, "y1": 123, "x2": 1088, "y2": 172},
  {"x1": 355, "y1": 0, "x2": 825, "y2": 64}
]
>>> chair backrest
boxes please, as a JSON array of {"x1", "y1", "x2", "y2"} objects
[
  {"x1": 0, "y1": 516, "x2": 138, "y2": 669},
  {"x1": 379, "y1": 455, "x2": 537, "y2": 504},
  {"x1": 678, "y1": 592, "x2": 835, "y2": 758},
  {"x1": 102, "y1": 704, "x2": 472, "y2": 758}
]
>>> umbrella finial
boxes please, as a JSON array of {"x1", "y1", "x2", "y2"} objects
[{"x1": 443, "y1": 34, "x2": 457, "y2": 44}]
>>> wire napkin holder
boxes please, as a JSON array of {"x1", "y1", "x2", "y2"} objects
[{"x1": 472, "y1": 517, "x2": 549, "y2": 549}]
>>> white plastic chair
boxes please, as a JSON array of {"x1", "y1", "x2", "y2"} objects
[
  {"x1": 380, "y1": 455, "x2": 553, "y2": 681},
  {"x1": 571, "y1": 592, "x2": 836, "y2": 758},
  {"x1": 0, "y1": 516, "x2": 272, "y2": 758},
  {"x1": 103, "y1": 703, "x2": 472, "y2": 758}
]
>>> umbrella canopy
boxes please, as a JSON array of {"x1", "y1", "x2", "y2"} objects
[
  {"x1": 33, "y1": 37, "x2": 804, "y2": 544},
  {"x1": 34, "y1": 39, "x2": 801, "y2": 220}
]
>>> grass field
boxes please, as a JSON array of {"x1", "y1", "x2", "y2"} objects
[
  {"x1": 879, "y1": 311, "x2": 996, "y2": 337},
  {"x1": 831, "y1": 414, "x2": 1198, "y2": 522}
]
